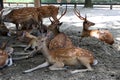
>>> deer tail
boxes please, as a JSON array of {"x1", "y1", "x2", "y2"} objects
[{"x1": 93, "y1": 59, "x2": 98, "y2": 65}]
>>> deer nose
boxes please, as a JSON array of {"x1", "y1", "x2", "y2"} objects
[{"x1": 92, "y1": 23, "x2": 95, "y2": 25}]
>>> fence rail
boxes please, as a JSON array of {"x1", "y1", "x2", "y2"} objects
[{"x1": 3, "y1": 1, "x2": 120, "y2": 9}]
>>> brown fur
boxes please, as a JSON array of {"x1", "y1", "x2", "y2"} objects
[
  {"x1": 81, "y1": 18, "x2": 114, "y2": 45},
  {"x1": 37, "y1": 5, "x2": 59, "y2": 22},
  {"x1": 47, "y1": 21, "x2": 74, "y2": 50},
  {"x1": 74, "y1": 7, "x2": 114, "y2": 45},
  {"x1": 0, "y1": 50, "x2": 8, "y2": 67},
  {"x1": 23, "y1": 36, "x2": 96, "y2": 73},
  {"x1": 0, "y1": 22, "x2": 9, "y2": 36},
  {"x1": 2, "y1": 7, "x2": 39, "y2": 30}
]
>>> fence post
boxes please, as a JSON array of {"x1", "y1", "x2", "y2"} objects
[
  {"x1": 0, "y1": 0, "x2": 3, "y2": 11},
  {"x1": 110, "y1": 0, "x2": 112, "y2": 9},
  {"x1": 34, "y1": 0, "x2": 41, "y2": 7}
]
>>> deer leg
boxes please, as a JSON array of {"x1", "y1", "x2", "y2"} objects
[
  {"x1": 23, "y1": 61, "x2": 49, "y2": 73},
  {"x1": 15, "y1": 23, "x2": 19, "y2": 30},
  {"x1": 70, "y1": 58, "x2": 93, "y2": 74},
  {"x1": 24, "y1": 44, "x2": 31, "y2": 51},
  {"x1": 12, "y1": 50, "x2": 38, "y2": 60},
  {"x1": 70, "y1": 64, "x2": 93, "y2": 74},
  {"x1": 79, "y1": 37, "x2": 83, "y2": 42},
  {"x1": 27, "y1": 49, "x2": 39, "y2": 58},
  {"x1": 49, "y1": 62, "x2": 66, "y2": 70}
]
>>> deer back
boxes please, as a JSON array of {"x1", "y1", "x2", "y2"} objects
[
  {"x1": 98, "y1": 30, "x2": 114, "y2": 45},
  {"x1": 2, "y1": 7, "x2": 39, "y2": 25},
  {"x1": 49, "y1": 46, "x2": 94, "y2": 66},
  {"x1": 37, "y1": 5, "x2": 59, "y2": 19},
  {"x1": 49, "y1": 33, "x2": 74, "y2": 50}
]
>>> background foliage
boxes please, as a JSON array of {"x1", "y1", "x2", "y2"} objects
[{"x1": 3, "y1": 0, "x2": 120, "y2": 3}]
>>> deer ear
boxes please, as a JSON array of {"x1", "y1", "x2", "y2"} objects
[
  {"x1": 85, "y1": 14, "x2": 87, "y2": 21},
  {"x1": 58, "y1": 22, "x2": 63, "y2": 25}
]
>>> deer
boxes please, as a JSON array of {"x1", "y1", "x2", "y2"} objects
[
  {"x1": 1, "y1": 5, "x2": 62, "y2": 31},
  {"x1": 47, "y1": 18, "x2": 74, "y2": 50},
  {"x1": 37, "y1": 5, "x2": 60, "y2": 25},
  {"x1": 10, "y1": 5, "x2": 69, "y2": 59},
  {"x1": 23, "y1": 33, "x2": 98, "y2": 74},
  {"x1": 1, "y1": 7, "x2": 39, "y2": 30},
  {"x1": 74, "y1": 7, "x2": 114, "y2": 45},
  {"x1": 18, "y1": 5, "x2": 68, "y2": 52},
  {"x1": 44, "y1": 5, "x2": 75, "y2": 50},
  {"x1": 20, "y1": 30, "x2": 39, "y2": 51},
  {"x1": 0, "y1": 22, "x2": 9, "y2": 36},
  {"x1": 0, "y1": 40, "x2": 13, "y2": 69}
]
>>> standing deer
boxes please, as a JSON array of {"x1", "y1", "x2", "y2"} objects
[
  {"x1": 1, "y1": 7, "x2": 39, "y2": 30},
  {"x1": 1, "y1": 5, "x2": 61, "y2": 31},
  {"x1": 37, "y1": 5, "x2": 60, "y2": 25},
  {"x1": 22, "y1": 5, "x2": 69, "y2": 51},
  {"x1": 23, "y1": 33, "x2": 98, "y2": 74},
  {"x1": 74, "y1": 7, "x2": 114, "y2": 45}
]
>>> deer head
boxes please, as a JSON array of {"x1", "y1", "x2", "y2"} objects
[
  {"x1": 74, "y1": 6, "x2": 95, "y2": 30},
  {"x1": 83, "y1": 16, "x2": 95, "y2": 30},
  {"x1": 47, "y1": 5, "x2": 67, "y2": 35},
  {"x1": 0, "y1": 41, "x2": 13, "y2": 68},
  {"x1": 49, "y1": 4, "x2": 67, "y2": 24}
]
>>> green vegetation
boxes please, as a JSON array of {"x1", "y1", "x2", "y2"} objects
[
  {"x1": 4, "y1": 0, "x2": 34, "y2": 2},
  {"x1": 4, "y1": 0, "x2": 120, "y2": 3}
]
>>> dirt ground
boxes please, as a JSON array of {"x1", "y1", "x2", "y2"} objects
[{"x1": 0, "y1": 6, "x2": 120, "y2": 80}]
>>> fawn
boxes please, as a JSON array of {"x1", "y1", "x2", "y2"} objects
[{"x1": 22, "y1": 30, "x2": 39, "y2": 51}]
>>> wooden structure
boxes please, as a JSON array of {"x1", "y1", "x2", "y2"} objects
[{"x1": 34, "y1": 0, "x2": 41, "y2": 7}]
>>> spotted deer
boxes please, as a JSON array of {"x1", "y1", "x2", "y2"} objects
[
  {"x1": 47, "y1": 5, "x2": 74, "y2": 50},
  {"x1": 47, "y1": 20, "x2": 74, "y2": 50},
  {"x1": 1, "y1": 5, "x2": 61, "y2": 31},
  {"x1": 23, "y1": 33, "x2": 98, "y2": 73},
  {"x1": 0, "y1": 41, "x2": 13, "y2": 69},
  {"x1": 74, "y1": 7, "x2": 114, "y2": 45}
]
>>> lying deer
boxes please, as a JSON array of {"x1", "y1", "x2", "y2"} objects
[
  {"x1": 23, "y1": 33, "x2": 98, "y2": 74},
  {"x1": 22, "y1": 5, "x2": 70, "y2": 51},
  {"x1": 74, "y1": 7, "x2": 114, "y2": 45},
  {"x1": 0, "y1": 41, "x2": 13, "y2": 69},
  {"x1": 46, "y1": 5, "x2": 75, "y2": 50},
  {"x1": 48, "y1": 19, "x2": 74, "y2": 50},
  {"x1": 22, "y1": 30, "x2": 38, "y2": 51}
]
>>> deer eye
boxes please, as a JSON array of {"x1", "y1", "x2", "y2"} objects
[{"x1": 41, "y1": 40, "x2": 44, "y2": 42}]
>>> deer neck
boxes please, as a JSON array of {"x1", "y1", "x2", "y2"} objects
[
  {"x1": 82, "y1": 24, "x2": 91, "y2": 37},
  {"x1": 41, "y1": 41, "x2": 52, "y2": 61},
  {"x1": 26, "y1": 33, "x2": 37, "y2": 39},
  {"x1": 52, "y1": 28, "x2": 60, "y2": 36}
]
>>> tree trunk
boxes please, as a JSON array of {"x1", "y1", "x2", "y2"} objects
[
  {"x1": 84, "y1": 0, "x2": 93, "y2": 8},
  {"x1": 34, "y1": 0, "x2": 41, "y2": 7},
  {"x1": 0, "y1": 0, "x2": 3, "y2": 11},
  {"x1": 57, "y1": 0, "x2": 62, "y2": 3}
]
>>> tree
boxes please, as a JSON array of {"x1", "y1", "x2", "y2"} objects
[
  {"x1": 0, "y1": 0, "x2": 3, "y2": 10},
  {"x1": 84, "y1": 0, "x2": 93, "y2": 8},
  {"x1": 34, "y1": 0, "x2": 41, "y2": 7}
]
